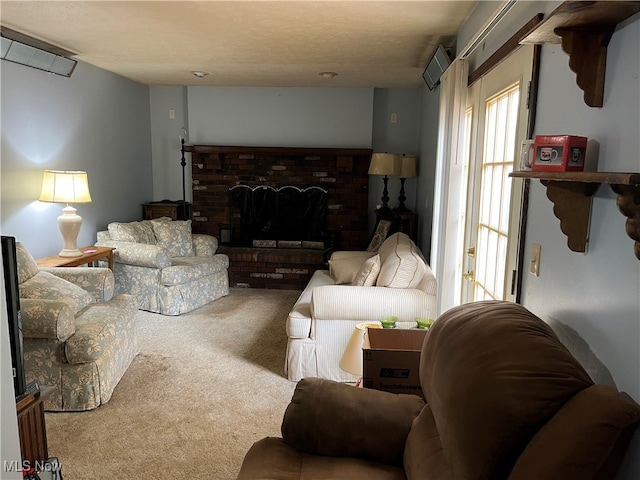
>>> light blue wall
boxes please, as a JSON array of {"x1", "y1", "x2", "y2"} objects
[
  {"x1": 187, "y1": 86, "x2": 373, "y2": 147},
  {"x1": 370, "y1": 88, "x2": 422, "y2": 231},
  {"x1": 417, "y1": 87, "x2": 440, "y2": 261},
  {"x1": 1, "y1": 60, "x2": 153, "y2": 258},
  {"x1": 149, "y1": 86, "x2": 188, "y2": 203},
  {"x1": 455, "y1": 2, "x2": 640, "y2": 477}
]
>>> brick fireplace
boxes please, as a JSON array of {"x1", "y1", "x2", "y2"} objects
[{"x1": 185, "y1": 145, "x2": 372, "y2": 289}]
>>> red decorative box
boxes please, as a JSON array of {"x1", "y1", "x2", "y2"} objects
[{"x1": 532, "y1": 135, "x2": 588, "y2": 172}]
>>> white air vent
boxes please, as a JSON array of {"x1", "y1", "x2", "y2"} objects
[
  {"x1": 422, "y1": 45, "x2": 452, "y2": 90},
  {"x1": 1, "y1": 27, "x2": 77, "y2": 77}
]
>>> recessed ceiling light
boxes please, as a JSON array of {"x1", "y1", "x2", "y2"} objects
[
  {"x1": 319, "y1": 71, "x2": 338, "y2": 79},
  {"x1": 191, "y1": 71, "x2": 209, "y2": 78}
]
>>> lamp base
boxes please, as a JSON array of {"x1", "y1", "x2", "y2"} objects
[
  {"x1": 57, "y1": 205, "x2": 83, "y2": 257},
  {"x1": 58, "y1": 248, "x2": 83, "y2": 258}
]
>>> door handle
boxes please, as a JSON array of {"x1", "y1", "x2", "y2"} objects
[{"x1": 463, "y1": 270, "x2": 475, "y2": 282}]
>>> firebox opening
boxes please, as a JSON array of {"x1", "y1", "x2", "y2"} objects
[{"x1": 230, "y1": 185, "x2": 328, "y2": 249}]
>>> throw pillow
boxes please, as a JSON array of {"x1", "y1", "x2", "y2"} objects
[
  {"x1": 19, "y1": 271, "x2": 94, "y2": 314},
  {"x1": 329, "y1": 256, "x2": 368, "y2": 285},
  {"x1": 377, "y1": 233, "x2": 426, "y2": 289},
  {"x1": 108, "y1": 221, "x2": 156, "y2": 244},
  {"x1": 353, "y1": 254, "x2": 381, "y2": 286},
  {"x1": 366, "y1": 220, "x2": 393, "y2": 252},
  {"x1": 151, "y1": 219, "x2": 194, "y2": 257},
  {"x1": 15, "y1": 242, "x2": 40, "y2": 284}
]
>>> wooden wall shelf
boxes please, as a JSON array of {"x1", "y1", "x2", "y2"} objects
[
  {"x1": 521, "y1": 1, "x2": 640, "y2": 107},
  {"x1": 510, "y1": 171, "x2": 640, "y2": 259}
]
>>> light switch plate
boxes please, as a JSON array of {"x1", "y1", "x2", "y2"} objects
[{"x1": 530, "y1": 243, "x2": 541, "y2": 276}]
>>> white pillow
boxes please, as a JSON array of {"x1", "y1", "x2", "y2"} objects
[
  {"x1": 329, "y1": 256, "x2": 368, "y2": 285},
  {"x1": 353, "y1": 254, "x2": 381, "y2": 286},
  {"x1": 376, "y1": 233, "x2": 426, "y2": 289}
]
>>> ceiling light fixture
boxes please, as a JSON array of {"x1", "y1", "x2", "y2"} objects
[
  {"x1": 191, "y1": 71, "x2": 209, "y2": 78},
  {"x1": 319, "y1": 71, "x2": 338, "y2": 79}
]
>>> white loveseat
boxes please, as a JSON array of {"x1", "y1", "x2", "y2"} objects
[{"x1": 285, "y1": 232, "x2": 437, "y2": 382}]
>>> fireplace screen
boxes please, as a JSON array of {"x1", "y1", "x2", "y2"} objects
[{"x1": 230, "y1": 185, "x2": 327, "y2": 248}]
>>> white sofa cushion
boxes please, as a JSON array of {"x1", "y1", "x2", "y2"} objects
[{"x1": 376, "y1": 233, "x2": 426, "y2": 289}]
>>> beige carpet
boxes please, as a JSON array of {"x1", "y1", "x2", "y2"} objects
[{"x1": 45, "y1": 288, "x2": 301, "y2": 480}]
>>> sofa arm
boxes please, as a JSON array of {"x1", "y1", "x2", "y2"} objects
[
  {"x1": 281, "y1": 378, "x2": 424, "y2": 465},
  {"x1": 192, "y1": 234, "x2": 218, "y2": 256},
  {"x1": 96, "y1": 240, "x2": 171, "y2": 268},
  {"x1": 311, "y1": 285, "x2": 437, "y2": 322},
  {"x1": 20, "y1": 298, "x2": 76, "y2": 341},
  {"x1": 41, "y1": 267, "x2": 114, "y2": 302}
]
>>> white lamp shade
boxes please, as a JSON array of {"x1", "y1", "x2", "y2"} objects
[
  {"x1": 398, "y1": 155, "x2": 418, "y2": 178},
  {"x1": 339, "y1": 323, "x2": 383, "y2": 376},
  {"x1": 38, "y1": 170, "x2": 92, "y2": 257},
  {"x1": 368, "y1": 153, "x2": 400, "y2": 176},
  {"x1": 39, "y1": 170, "x2": 92, "y2": 204}
]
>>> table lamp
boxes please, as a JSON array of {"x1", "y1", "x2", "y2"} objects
[
  {"x1": 340, "y1": 322, "x2": 382, "y2": 385},
  {"x1": 369, "y1": 153, "x2": 400, "y2": 212},
  {"x1": 38, "y1": 170, "x2": 92, "y2": 257},
  {"x1": 394, "y1": 154, "x2": 418, "y2": 212}
]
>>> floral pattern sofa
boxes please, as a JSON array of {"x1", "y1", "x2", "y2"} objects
[
  {"x1": 96, "y1": 218, "x2": 229, "y2": 315},
  {"x1": 16, "y1": 242, "x2": 139, "y2": 411}
]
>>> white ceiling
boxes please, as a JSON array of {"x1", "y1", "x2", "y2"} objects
[{"x1": 0, "y1": 1, "x2": 477, "y2": 88}]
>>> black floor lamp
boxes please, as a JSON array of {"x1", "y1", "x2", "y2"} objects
[{"x1": 180, "y1": 127, "x2": 189, "y2": 220}]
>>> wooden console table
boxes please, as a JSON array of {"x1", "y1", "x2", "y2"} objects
[{"x1": 36, "y1": 246, "x2": 115, "y2": 270}]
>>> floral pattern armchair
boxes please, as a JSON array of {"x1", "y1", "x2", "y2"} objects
[
  {"x1": 16, "y1": 242, "x2": 139, "y2": 411},
  {"x1": 96, "y1": 218, "x2": 229, "y2": 315}
]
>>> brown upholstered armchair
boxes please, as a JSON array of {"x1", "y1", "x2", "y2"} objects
[{"x1": 238, "y1": 301, "x2": 640, "y2": 480}]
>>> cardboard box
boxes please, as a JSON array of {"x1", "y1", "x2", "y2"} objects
[
  {"x1": 532, "y1": 135, "x2": 588, "y2": 172},
  {"x1": 362, "y1": 328, "x2": 427, "y2": 399}
]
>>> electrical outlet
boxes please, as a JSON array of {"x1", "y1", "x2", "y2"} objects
[
  {"x1": 390, "y1": 113, "x2": 398, "y2": 123},
  {"x1": 169, "y1": 109, "x2": 175, "y2": 119},
  {"x1": 530, "y1": 243, "x2": 541, "y2": 276}
]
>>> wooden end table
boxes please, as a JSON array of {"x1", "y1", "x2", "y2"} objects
[{"x1": 36, "y1": 246, "x2": 115, "y2": 270}]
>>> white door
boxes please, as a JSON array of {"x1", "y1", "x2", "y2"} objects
[{"x1": 459, "y1": 45, "x2": 534, "y2": 303}]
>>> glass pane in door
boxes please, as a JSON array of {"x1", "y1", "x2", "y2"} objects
[{"x1": 474, "y1": 84, "x2": 519, "y2": 301}]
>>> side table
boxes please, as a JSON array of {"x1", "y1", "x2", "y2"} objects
[
  {"x1": 16, "y1": 385, "x2": 55, "y2": 468},
  {"x1": 36, "y1": 246, "x2": 115, "y2": 270}
]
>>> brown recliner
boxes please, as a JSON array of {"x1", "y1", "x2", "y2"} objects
[{"x1": 237, "y1": 301, "x2": 640, "y2": 480}]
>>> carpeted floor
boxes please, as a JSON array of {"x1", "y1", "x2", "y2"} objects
[{"x1": 45, "y1": 288, "x2": 301, "y2": 480}]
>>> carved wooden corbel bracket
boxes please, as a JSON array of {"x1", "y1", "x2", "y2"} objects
[
  {"x1": 554, "y1": 27, "x2": 614, "y2": 108},
  {"x1": 520, "y1": 1, "x2": 640, "y2": 108},
  {"x1": 541, "y1": 180, "x2": 599, "y2": 253}
]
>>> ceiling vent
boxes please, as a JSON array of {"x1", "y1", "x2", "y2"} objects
[{"x1": 1, "y1": 26, "x2": 77, "y2": 77}]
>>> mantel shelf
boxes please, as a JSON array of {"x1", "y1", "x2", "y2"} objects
[
  {"x1": 510, "y1": 171, "x2": 640, "y2": 260},
  {"x1": 521, "y1": 1, "x2": 640, "y2": 107}
]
